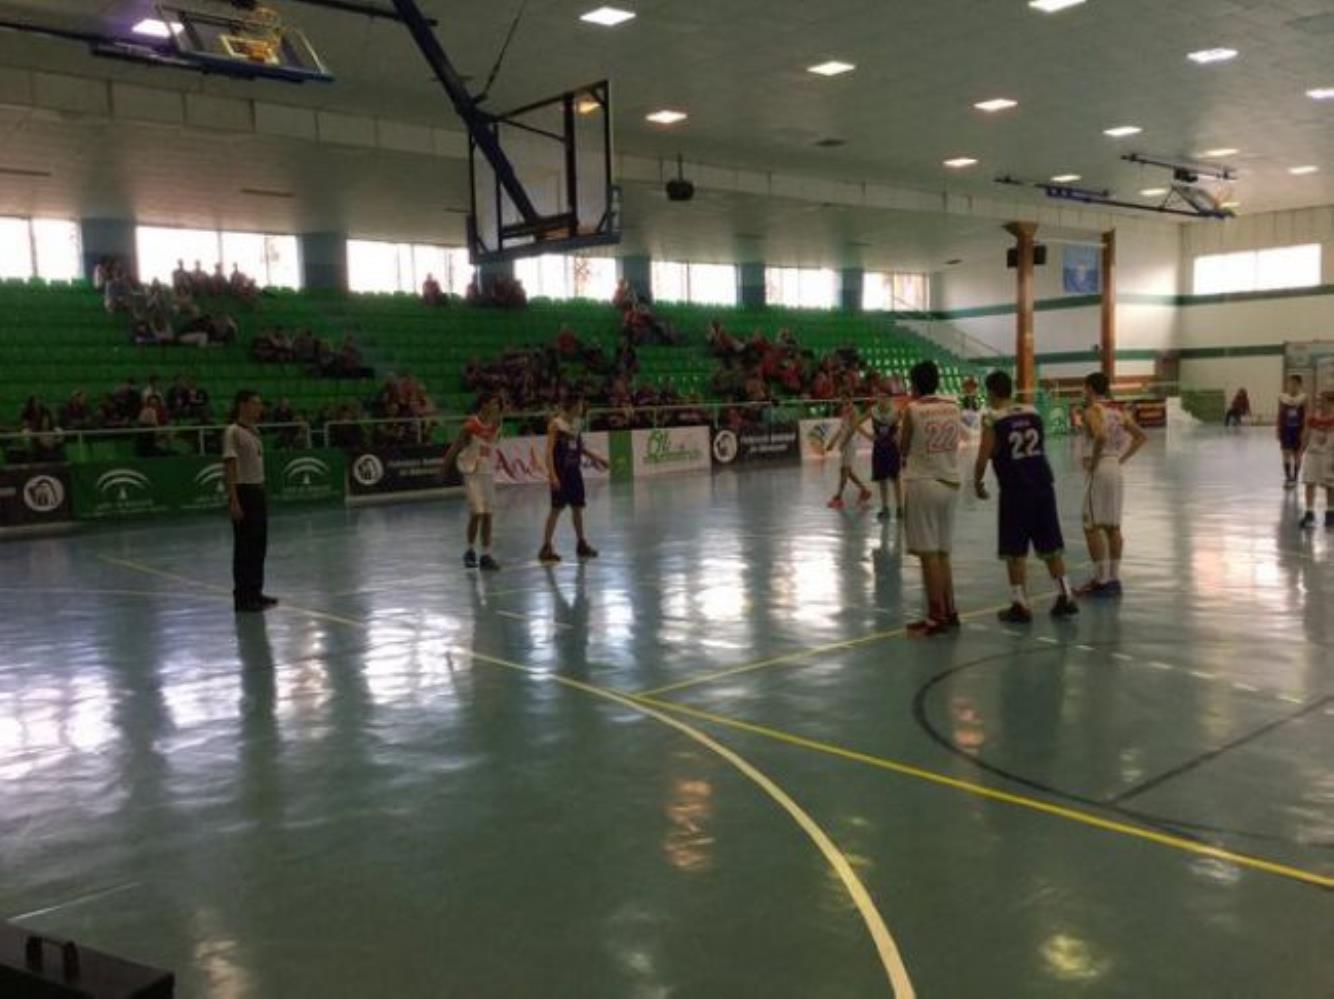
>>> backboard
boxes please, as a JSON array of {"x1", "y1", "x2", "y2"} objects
[
  {"x1": 468, "y1": 80, "x2": 620, "y2": 265},
  {"x1": 158, "y1": 4, "x2": 332, "y2": 84}
]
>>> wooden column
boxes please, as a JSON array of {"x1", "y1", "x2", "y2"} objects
[
  {"x1": 1101, "y1": 228, "x2": 1117, "y2": 380},
  {"x1": 1003, "y1": 221, "x2": 1038, "y2": 401}
]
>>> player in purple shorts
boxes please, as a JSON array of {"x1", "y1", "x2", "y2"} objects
[
  {"x1": 1277, "y1": 374, "x2": 1307, "y2": 489},
  {"x1": 539, "y1": 394, "x2": 608, "y2": 564},
  {"x1": 973, "y1": 370, "x2": 1079, "y2": 623}
]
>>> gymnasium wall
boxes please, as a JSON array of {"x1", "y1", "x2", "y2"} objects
[{"x1": 932, "y1": 222, "x2": 1181, "y2": 378}]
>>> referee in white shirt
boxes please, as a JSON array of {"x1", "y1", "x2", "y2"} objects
[{"x1": 224, "y1": 390, "x2": 277, "y2": 613}]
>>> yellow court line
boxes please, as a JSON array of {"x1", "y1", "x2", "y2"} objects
[
  {"x1": 461, "y1": 647, "x2": 914, "y2": 998},
  {"x1": 91, "y1": 553, "x2": 915, "y2": 994},
  {"x1": 638, "y1": 599, "x2": 1017, "y2": 698},
  {"x1": 97, "y1": 555, "x2": 368, "y2": 629},
  {"x1": 630, "y1": 694, "x2": 1334, "y2": 891}
]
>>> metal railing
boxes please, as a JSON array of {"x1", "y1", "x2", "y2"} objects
[{"x1": 0, "y1": 421, "x2": 314, "y2": 458}]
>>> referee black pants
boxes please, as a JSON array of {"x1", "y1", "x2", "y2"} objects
[{"x1": 232, "y1": 485, "x2": 268, "y2": 606}]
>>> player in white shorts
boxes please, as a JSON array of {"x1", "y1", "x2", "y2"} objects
[
  {"x1": 1299, "y1": 389, "x2": 1334, "y2": 530},
  {"x1": 1077, "y1": 372, "x2": 1146, "y2": 598},
  {"x1": 824, "y1": 395, "x2": 873, "y2": 509},
  {"x1": 442, "y1": 393, "x2": 503, "y2": 570},
  {"x1": 900, "y1": 360, "x2": 963, "y2": 636}
]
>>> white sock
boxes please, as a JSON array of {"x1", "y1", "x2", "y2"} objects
[
  {"x1": 1109, "y1": 560, "x2": 1120, "y2": 580},
  {"x1": 1010, "y1": 584, "x2": 1029, "y2": 607},
  {"x1": 1056, "y1": 575, "x2": 1072, "y2": 598}
]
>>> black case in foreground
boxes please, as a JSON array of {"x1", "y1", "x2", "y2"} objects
[{"x1": 0, "y1": 923, "x2": 173, "y2": 998}]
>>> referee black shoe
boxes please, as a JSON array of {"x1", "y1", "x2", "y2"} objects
[
  {"x1": 1050, "y1": 595, "x2": 1080, "y2": 619},
  {"x1": 260, "y1": 595, "x2": 279, "y2": 609},
  {"x1": 997, "y1": 603, "x2": 1033, "y2": 624}
]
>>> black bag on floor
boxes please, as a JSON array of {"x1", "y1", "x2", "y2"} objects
[{"x1": 0, "y1": 923, "x2": 173, "y2": 998}]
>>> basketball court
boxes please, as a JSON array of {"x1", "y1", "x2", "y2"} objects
[{"x1": 2, "y1": 428, "x2": 1329, "y2": 996}]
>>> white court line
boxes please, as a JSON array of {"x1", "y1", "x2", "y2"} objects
[
  {"x1": 1231, "y1": 682, "x2": 1259, "y2": 693},
  {"x1": 1275, "y1": 693, "x2": 1304, "y2": 705},
  {"x1": 1111, "y1": 652, "x2": 1134, "y2": 662},
  {"x1": 1146, "y1": 661, "x2": 1174, "y2": 671},
  {"x1": 10, "y1": 882, "x2": 142, "y2": 922},
  {"x1": 1037, "y1": 636, "x2": 1059, "y2": 645},
  {"x1": 1076, "y1": 644, "x2": 1096, "y2": 652},
  {"x1": 1187, "y1": 669, "x2": 1217, "y2": 681}
]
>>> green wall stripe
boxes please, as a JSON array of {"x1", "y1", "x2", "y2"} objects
[{"x1": 931, "y1": 284, "x2": 1334, "y2": 321}]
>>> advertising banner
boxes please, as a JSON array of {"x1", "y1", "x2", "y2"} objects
[
  {"x1": 710, "y1": 421, "x2": 800, "y2": 467},
  {"x1": 0, "y1": 464, "x2": 74, "y2": 528},
  {"x1": 630, "y1": 426, "x2": 711, "y2": 478},
  {"x1": 798, "y1": 418, "x2": 872, "y2": 462},
  {"x1": 492, "y1": 432, "x2": 612, "y2": 487},
  {"x1": 71, "y1": 451, "x2": 346, "y2": 520},
  {"x1": 347, "y1": 446, "x2": 461, "y2": 497},
  {"x1": 265, "y1": 450, "x2": 347, "y2": 505}
]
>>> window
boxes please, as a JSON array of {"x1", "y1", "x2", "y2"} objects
[
  {"x1": 863, "y1": 271, "x2": 929, "y2": 312},
  {"x1": 136, "y1": 226, "x2": 301, "y2": 288},
  {"x1": 346, "y1": 240, "x2": 473, "y2": 295},
  {"x1": 652, "y1": 261, "x2": 738, "y2": 306},
  {"x1": 512, "y1": 254, "x2": 616, "y2": 300},
  {"x1": 0, "y1": 217, "x2": 81, "y2": 280},
  {"x1": 765, "y1": 267, "x2": 836, "y2": 309},
  {"x1": 1193, "y1": 244, "x2": 1322, "y2": 295}
]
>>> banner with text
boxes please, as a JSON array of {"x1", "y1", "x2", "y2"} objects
[
  {"x1": 0, "y1": 464, "x2": 74, "y2": 528},
  {"x1": 710, "y1": 421, "x2": 800, "y2": 467},
  {"x1": 630, "y1": 426, "x2": 711, "y2": 478},
  {"x1": 798, "y1": 418, "x2": 873, "y2": 462},
  {"x1": 347, "y1": 446, "x2": 462, "y2": 497},
  {"x1": 71, "y1": 451, "x2": 345, "y2": 520},
  {"x1": 493, "y1": 432, "x2": 612, "y2": 487}
]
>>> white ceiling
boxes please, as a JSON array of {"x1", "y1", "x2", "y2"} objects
[{"x1": 0, "y1": 0, "x2": 1331, "y2": 258}]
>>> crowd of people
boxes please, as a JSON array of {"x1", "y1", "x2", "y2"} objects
[
  {"x1": 6, "y1": 374, "x2": 216, "y2": 462},
  {"x1": 251, "y1": 327, "x2": 375, "y2": 380},
  {"x1": 95, "y1": 257, "x2": 245, "y2": 348}
]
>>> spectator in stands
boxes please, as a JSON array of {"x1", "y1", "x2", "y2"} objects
[
  {"x1": 185, "y1": 376, "x2": 212, "y2": 423},
  {"x1": 1225, "y1": 388, "x2": 1251, "y2": 427},
  {"x1": 166, "y1": 376, "x2": 190, "y2": 418},
  {"x1": 136, "y1": 396, "x2": 169, "y2": 456},
  {"x1": 210, "y1": 313, "x2": 238, "y2": 346},
  {"x1": 172, "y1": 259, "x2": 190, "y2": 293},
  {"x1": 176, "y1": 310, "x2": 213, "y2": 348},
  {"x1": 20, "y1": 398, "x2": 63, "y2": 463},
  {"x1": 60, "y1": 391, "x2": 94, "y2": 431},
  {"x1": 555, "y1": 325, "x2": 581, "y2": 357},
  {"x1": 104, "y1": 264, "x2": 132, "y2": 314},
  {"x1": 335, "y1": 336, "x2": 373, "y2": 379},
  {"x1": 613, "y1": 278, "x2": 638, "y2": 312},
  {"x1": 97, "y1": 393, "x2": 126, "y2": 429},
  {"x1": 230, "y1": 263, "x2": 257, "y2": 302},
  {"x1": 143, "y1": 375, "x2": 164, "y2": 403},
  {"x1": 811, "y1": 370, "x2": 835, "y2": 401},
  {"x1": 93, "y1": 257, "x2": 110, "y2": 291},
  {"x1": 376, "y1": 400, "x2": 412, "y2": 448},
  {"x1": 422, "y1": 273, "x2": 444, "y2": 306},
  {"x1": 208, "y1": 263, "x2": 226, "y2": 296}
]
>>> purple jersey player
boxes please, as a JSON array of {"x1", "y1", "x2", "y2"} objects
[
  {"x1": 1277, "y1": 375, "x2": 1307, "y2": 489},
  {"x1": 973, "y1": 370, "x2": 1079, "y2": 623}
]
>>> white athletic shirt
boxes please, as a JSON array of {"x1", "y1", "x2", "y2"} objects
[
  {"x1": 903, "y1": 396, "x2": 962, "y2": 484},
  {"x1": 456, "y1": 415, "x2": 499, "y2": 476},
  {"x1": 1306, "y1": 413, "x2": 1334, "y2": 454},
  {"x1": 1086, "y1": 402, "x2": 1129, "y2": 466}
]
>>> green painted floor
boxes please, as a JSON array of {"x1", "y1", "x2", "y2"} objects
[{"x1": 1, "y1": 427, "x2": 1330, "y2": 997}]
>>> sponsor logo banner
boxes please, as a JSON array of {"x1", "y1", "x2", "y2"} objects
[
  {"x1": 798, "y1": 418, "x2": 873, "y2": 462},
  {"x1": 71, "y1": 451, "x2": 346, "y2": 520},
  {"x1": 493, "y1": 432, "x2": 611, "y2": 487},
  {"x1": 0, "y1": 464, "x2": 73, "y2": 527},
  {"x1": 267, "y1": 450, "x2": 346, "y2": 504},
  {"x1": 631, "y1": 426, "x2": 711, "y2": 478},
  {"x1": 710, "y1": 421, "x2": 800, "y2": 466},
  {"x1": 347, "y1": 446, "x2": 463, "y2": 496}
]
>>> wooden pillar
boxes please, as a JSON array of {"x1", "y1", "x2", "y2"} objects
[
  {"x1": 1003, "y1": 221, "x2": 1038, "y2": 401},
  {"x1": 1100, "y1": 229, "x2": 1117, "y2": 381}
]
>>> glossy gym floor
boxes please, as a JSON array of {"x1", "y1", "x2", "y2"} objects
[{"x1": 1, "y1": 427, "x2": 1330, "y2": 998}]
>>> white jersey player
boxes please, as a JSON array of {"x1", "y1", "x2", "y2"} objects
[
  {"x1": 1077, "y1": 372, "x2": 1146, "y2": 597},
  {"x1": 900, "y1": 361, "x2": 963, "y2": 636}
]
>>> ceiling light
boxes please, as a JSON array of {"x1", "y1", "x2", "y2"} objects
[
  {"x1": 1187, "y1": 48, "x2": 1238, "y2": 64},
  {"x1": 579, "y1": 6, "x2": 635, "y2": 26},
  {"x1": 1289, "y1": 165, "x2": 1319, "y2": 175},
  {"x1": 131, "y1": 18, "x2": 182, "y2": 38},
  {"x1": 808, "y1": 61, "x2": 856, "y2": 76},
  {"x1": 645, "y1": 109, "x2": 687, "y2": 125},
  {"x1": 576, "y1": 98, "x2": 601, "y2": 115},
  {"x1": 1103, "y1": 125, "x2": 1142, "y2": 138},
  {"x1": 1140, "y1": 188, "x2": 1168, "y2": 197},
  {"x1": 1051, "y1": 173, "x2": 1081, "y2": 183},
  {"x1": 1028, "y1": 0, "x2": 1086, "y2": 11},
  {"x1": 1307, "y1": 88, "x2": 1334, "y2": 101},
  {"x1": 943, "y1": 157, "x2": 979, "y2": 169},
  {"x1": 1198, "y1": 148, "x2": 1238, "y2": 158},
  {"x1": 974, "y1": 98, "x2": 1019, "y2": 112}
]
